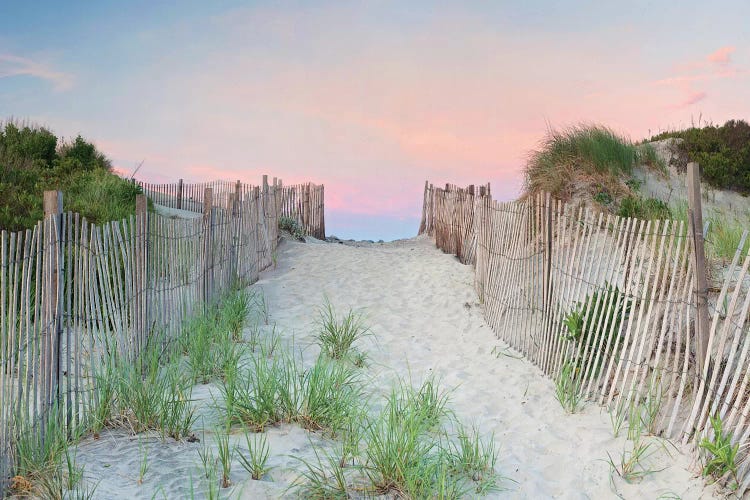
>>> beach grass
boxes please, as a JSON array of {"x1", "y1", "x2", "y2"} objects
[
  {"x1": 238, "y1": 432, "x2": 271, "y2": 480},
  {"x1": 315, "y1": 300, "x2": 371, "y2": 362},
  {"x1": 525, "y1": 124, "x2": 663, "y2": 199}
]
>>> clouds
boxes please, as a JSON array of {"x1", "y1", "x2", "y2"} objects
[
  {"x1": 0, "y1": 52, "x2": 73, "y2": 91},
  {"x1": 707, "y1": 46, "x2": 735, "y2": 66},
  {"x1": 2, "y1": 2, "x2": 750, "y2": 239},
  {"x1": 656, "y1": 46, "x2": 743, "y2": 109}
]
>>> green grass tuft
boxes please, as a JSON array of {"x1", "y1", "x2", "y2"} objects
[
  {"x1": 315, "y1": 300, "x2": 370, "y2": 362},
  {"x1": 525, "y1": 124, "x2": 662, "y2": 199}
]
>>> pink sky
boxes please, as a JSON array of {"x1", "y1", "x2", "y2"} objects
[{"x1": 1, "y1": 2, "x2": 748, "y2": 239}]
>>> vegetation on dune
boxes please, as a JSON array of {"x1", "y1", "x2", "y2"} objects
[
  {"x1": 0, "y1": 120, "x2": 141, "y2": 232},
  {"x1": 650, "y1": 119, "x2": 750, "y2": 193},
  {"x1": 524, "y1": 124, "x2": 664, "y2": 200}
]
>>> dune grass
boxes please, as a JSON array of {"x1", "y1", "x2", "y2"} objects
[
  {"x1": 238, "y1": 432, "x2": 271, "y2": 480},
  {"x1": 525, "y1": 124, "x2": 663, "y2": 199},
  {"x1": 315, "y1": 300, "x2": 371, "y2": 363},
  {"x1": 293, "y1": 376, "x2": 501, "y2": 498},
  {"x1": 11, "y1": 405, "x2": 97, "y2": 498},
  {"x1": 707, "y1": 214, "x2": 750, "y2": 263}
]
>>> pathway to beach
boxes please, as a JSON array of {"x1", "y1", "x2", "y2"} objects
[
  {"x1": 74, "y1": 234, "x2": 716, "y2": 499},
  {"x1": 257, "y1": 235, "x2": 714, "y2": 499}
]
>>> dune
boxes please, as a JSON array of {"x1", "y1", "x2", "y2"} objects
[{"x1": 73, "y1": 234, "x2": 717, "y2": 499}]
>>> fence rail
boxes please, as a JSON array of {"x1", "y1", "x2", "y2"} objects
[
  {"x1": 419, "y1": 176, "x2": 750, "y2": 494},
  {"x1": 0, "y1": 176, "x2": 323, "y2": 494},
  {"x1": 139, "y1": 177, "x2": 325, "y2": 240}
]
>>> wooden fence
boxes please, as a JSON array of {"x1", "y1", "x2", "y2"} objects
[
  {"x1": 139, "y1": 178, "x2": 325, "y2": 240},
  {"x1": 419, "y1": 172, "x2": 750, "y2": 494},
  {"x1": 0, "y1": 176, "x2": 322, "y2": 494}
]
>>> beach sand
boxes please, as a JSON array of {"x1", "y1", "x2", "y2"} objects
[{"x1": 74, "y1": 234, "x2": 718, "y2": 499}]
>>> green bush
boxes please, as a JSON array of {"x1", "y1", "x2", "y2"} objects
[
  {"x1": 0, "y1": 120, "x2": 140, "y2": 231},
  {"x1": 650, "y1": 119, "x2": 750, "y2": 193}
]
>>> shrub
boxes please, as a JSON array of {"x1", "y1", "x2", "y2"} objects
[
  {"x1": 0, "y1": 120, "x2": 140, "y2": 231},
  {"x1": 650, "y1": 119, "x2": 750, "y2": 193},
  {"x1": 278, "y1": 215, "x2": 305, "y2": 240}
]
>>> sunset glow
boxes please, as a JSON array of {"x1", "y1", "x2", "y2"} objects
[{"x1": 1, "y1": 1, "x2": 748, "y2": 239}]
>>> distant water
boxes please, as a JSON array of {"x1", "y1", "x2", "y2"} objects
[{"x1": 325, "y1": 211, "x2": 419, "y2": 242}]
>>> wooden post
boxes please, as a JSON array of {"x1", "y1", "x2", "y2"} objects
[
  {"x1": 203, "y1": 188, "x2": 214, "y2": 304},
  {"x1": 419, "y1": 181, "x2": 429, "y2": 235},
  {"x1": 303, "y1": 184, "x2": 311, "y2": 235},
  {"x1": 176, "y1": 178, "x2": 183, "y2": 209},
  {"x1": 319, "y1": 185, "x2": 325, "y2": 239},
  {"x1": 43, "y1": 190, "x2": 63, "y2": 420},
  {"x1": 687, "y1": 162, "x2": 709, "y2": 374},
  {"x1": 135, "y1": 194, "x2": 148, "y2": 354},
  {"x1": 227, "y1": 193, "x2": 237, "y2": 284},
  {"x1": 544, "y1": 193, "x2": 553, "y2": 313}
]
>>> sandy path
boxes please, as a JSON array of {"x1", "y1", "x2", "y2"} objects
[
  {"x1": 73, "y1": 234, "x2": 717, "y2": 499},
  {"x1": 254, "y1": 235, "x2": 715, "y2": 499}
]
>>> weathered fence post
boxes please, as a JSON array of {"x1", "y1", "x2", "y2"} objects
[
  {"x1": 303, "y1": 184, "x2": 311, "y2": 235},
  {"x1": 202, "y1": 188, "x2": 214, "y2": 305},
  {"x1": 686, "y1": 162, "x2": 709, "y2": 374},
  {"x1": 544, "y1": 193, "x2": 553, "y2": 314},
  {"x1": 319, "y1": 185, "x2": 325, "y2": 239},
  {"x1": 419, "y1": 181, "x2": 429, "y2": 235},
  {"x1": 43, "y1": 190, "x2": 63, "y2": 426},
  {"x1": 135, "y1": 194, "x2": 148, "y2": 355},
  {"x1": 227, "y1": 193, "x2": 237, "y2": 285},
  {"x1": 176, "y1": 178, "x2": 183, "y2": 210}
]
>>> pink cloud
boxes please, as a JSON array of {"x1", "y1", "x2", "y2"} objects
[
  {"x1": 707, "y1": 46, "x2": 735, "y2": 66},
  {"x1": 676, "y1": 90, "x2": 708, "y2": 108}
]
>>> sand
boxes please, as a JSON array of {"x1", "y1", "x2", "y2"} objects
[{"x1": 72, "y1": 234, "x2": 718, "y2": 499}]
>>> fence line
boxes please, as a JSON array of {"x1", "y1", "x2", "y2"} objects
[
  {"x1": 139, "y1": 177, "x2": 325, "y2": 240},
  {"x1": 0, "y1": 176, "x2": 323, "y2": 494},
  {"x1": 420, "y1": 179, "x2": 750, "y2": 494}
]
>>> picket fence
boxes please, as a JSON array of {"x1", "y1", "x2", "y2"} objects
[
  {"x1": 420, "y1": 178, "x2": 750, "y2": 494},
  {"x1": 140, "y1": 178, "x2": 325, "y2": 240},
  {"x1": 0, "y1": 177, "x2": 323, "y2": 494}
]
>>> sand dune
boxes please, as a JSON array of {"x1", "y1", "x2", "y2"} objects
[{"x1": 75, "y1": 235, "x2": 717, "y2": 499}]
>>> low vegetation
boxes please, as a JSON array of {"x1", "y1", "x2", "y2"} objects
[
  {"x1": 278, "y1": 215, "x2": 305, "y2": 240},
  {"x1": 650, "y1": 119, "x2": 750, "y2": 193},
  {"x1": 0, "y1": 120, "x2": 142, "y2": 231},
  {"x1": 700, "y1": 414, "x2": 739, "y2": 488},
  {"x1": 524, "y1": 124, "x2": 663, "y2": 200},
  {"x1": 294, "y1": 376, "x2": 501, "y2": 498},
  {"x1": 315, "y1": 300, "x2": 371, "y2": 364},
  {"x1": 9, "y1": 285, "x2": 503, "y2": 498}
]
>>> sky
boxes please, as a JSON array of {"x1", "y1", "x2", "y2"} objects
[{"x1": 1, "y1": 1, "x2": 749, "y2": 240}]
